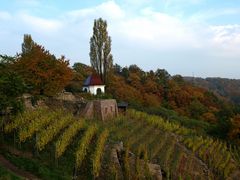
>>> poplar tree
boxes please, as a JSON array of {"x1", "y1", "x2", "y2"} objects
[{"x1": 90, "y1": 18, "x2": 113, "y2": 84}]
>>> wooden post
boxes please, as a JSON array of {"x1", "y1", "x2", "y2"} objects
[
  {"x1": 72, "y1": 165, "x2": 78, "y2": 180},
  {"x1": 13, "y1": 130, "x2": 16, "y2": 148},
  {"x1": 34, "y1": 133, "x2": 39, "y2": 157},
  {"x1": 54, "y1": 144, "x2": 58, "y2": 167},
  {"x1": 0, "y1": 117, "x2": 4, "y2": 144}
]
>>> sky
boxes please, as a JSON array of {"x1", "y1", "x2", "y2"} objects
[{"x1": 0, "y1": 0, "x2": 240, "y2": 79}]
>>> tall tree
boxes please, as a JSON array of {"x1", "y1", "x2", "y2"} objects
[
  {"x1": 22, "y1": 34, "x2": 34, "y2": 55},
  {"x1": 90, "y1": 18, "x2": 113, "y2": 84},
  {"x1": 14, "y1": 34, "x2": 73, "y2": 96}
]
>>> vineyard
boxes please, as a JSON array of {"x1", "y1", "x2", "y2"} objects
[{"x1": 1, "y1": 107, "x2": 240, "y2": 179}]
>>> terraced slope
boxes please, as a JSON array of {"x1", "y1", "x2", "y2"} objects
[{"x1": 1, "y1": 108, "x2": 240, "y2": 179}]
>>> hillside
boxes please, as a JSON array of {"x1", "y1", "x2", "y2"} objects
[
  {"x1": 1, "y1": 26, "x2": 240, "y2": 179},
  {"x1": 1, "y1": 107, "x2": 240, "y2": 179},
  {"x1": 184, "y1": 77, "x2": 240, "y2": 105}
]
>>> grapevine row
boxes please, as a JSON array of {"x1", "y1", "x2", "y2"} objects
[
  {"x1": 4, "y1": 107, "x2": 49, "y2": 133},
  {"x1": 127, "y1": 109, "x2": 192, "y2": 136},
  {"x1": 183, "y1": 136, "x2": 238, "y2": 178},
  {"x1": 36, "y1": 114, "x2": 74, "y2": 151},
  {"x1": 75, "y1": 125, "x2": 98, "y2": 168},
  {"x1": 19, "y1": 109, "x2": 65, "y2": 142},
  {"x1": 55, "y1": 120, "x2": 85, "y2": 158},
  {"x1": 127, "y1": 109, "x2": 239, "y2": 178},
  {"x1": 92, "y1": 129, "x2": 109, "y2": 177}
]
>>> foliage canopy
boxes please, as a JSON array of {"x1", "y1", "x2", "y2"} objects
[{"x1": 14, "y1": 34, "x2": 73, "y2": 96}]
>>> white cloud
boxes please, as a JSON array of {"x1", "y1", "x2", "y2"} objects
[
  {"x1": 210, "y1": 24, "x2": 240, "y2": 44},
  {"x1": 209, "y1": 24, "x2": 240, "y2": 57},
  {"x1": 67, "y1": 1, "x2": 125, "y2": 21},
  {"x1": 117, "y1": 7, "x2": 198, "y2": 48},
  {"x1": 19, "y1": 13, "x2": 63, "y2": 33},
  {"x1": 1, "y1": 0, "x2": 240, "y2": 78}
]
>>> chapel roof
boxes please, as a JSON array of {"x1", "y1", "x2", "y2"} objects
[{"x1": 83, "y1": 75, "x2": 104, "y2": 86}]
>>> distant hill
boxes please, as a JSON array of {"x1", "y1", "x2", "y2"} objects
[{"x1": 184, "y1": 77, "x2": 240, "y2": 105}]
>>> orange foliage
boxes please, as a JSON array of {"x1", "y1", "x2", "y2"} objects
[
  {"x1": 228, "y1": 114, "x2": 240, "y2": 139},
  {"x1": 14, "y1": 44, "x2": 72, "y2": 96},
  {"x1": 202, "y1": 112, "x2": 217, "y2": 123},
  {"x1": 143, "y1": 93, "x2": 161, "y2": 107},
  {"x1": 108, "y1": 75, "x2": 144, "y2": 106},
  {"x1": 74, "y1": 63, "x2": 225, "y2": 122}
]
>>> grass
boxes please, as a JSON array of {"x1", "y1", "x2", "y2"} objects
[
  {"x1": 0, "y1": 164, "x2": 23, "y2": 180},
  {"x1": 1, "y1": 151, "x2": 71, "y2": 180}
]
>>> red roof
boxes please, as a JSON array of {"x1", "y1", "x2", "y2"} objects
[{"x1": 83, "y1": 75, "x2": 104, "y2": 86}]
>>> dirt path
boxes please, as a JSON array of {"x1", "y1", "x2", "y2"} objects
[
  {"x1": 0, "y1": 154, "x2": 39, "y2": 180},
  {"x1": 0, "y1": 144, "x2": 33, "y2": 159}
]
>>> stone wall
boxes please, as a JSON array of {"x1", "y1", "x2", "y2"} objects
[
  {"x1": 45, "y1": 98, "x2": 87, "y2": 116},
  {"x1": 55, "y1": 92, "x2": 77, "y2": 101},
  {"x1": 110, "y1": 142, "x2": 162, "y2": 180},
  {"x1": 23, "y1": 92, "x2": 87, "y2": 116},
  {"x1": 22, "y1": 92, "x2": 118, "y2": 121},
  {"x1": 94, "y1": 99, "x2": 118, "y2": 121},
  {"x1": 83, "y1": 99, "x2": 118, "y2": 121}
]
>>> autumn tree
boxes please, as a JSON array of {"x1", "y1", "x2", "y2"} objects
[
  {"x1": 228, "y1": 114, "x2": 240, "y2": 140},
  {"x1": 90, "y1": 18, "x2": 113, "y2": 84},
  {"x1": 14, "y1": 34, "x2": 73, "y2": 96}
]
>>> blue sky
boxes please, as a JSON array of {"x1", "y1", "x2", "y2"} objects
[{"x1": 0, "y1": 0, "x2": 240, "y2": 78}]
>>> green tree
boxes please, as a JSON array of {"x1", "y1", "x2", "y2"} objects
[
  {"x1": 121, "y1": 67, "x2": 129, "y2": 80},
  {"x1": 155, "y1": 69, "x2": 170, "y2": 100},
  {"x1": 22, "y1": 34, "x2": 34, "y2": 55},
  {"x1": 113, "y1": 63, "x2": 122, "y2": 75},
  {"x1": 90, "y1": 18, "x2": 113, "y2": 84},
  {"x1": 0, "y1": 55, "x2": 25, "y2": 114},
  {"x1": 65, "y1": 63, "x2": 93, "y2": 93},
  {"x1": 188, "y1": 100, "x2": 206, "y2": 119},
  {"x1": 155, "y1": 69, "x2": 170, "y2": 85}
]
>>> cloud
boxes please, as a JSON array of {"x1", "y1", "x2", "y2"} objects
[
  {"x1": 117, "y1": 7, "x2": 199, "y2": 48},
  {"x1": 1, "y1": 0, "x2": 240, "y2": 78},
  {"x1": 210, "y1": 24, "x2": 240, "y2": 44},
  {"x1": 209, "y1": 24, "x2": 240, "y2": 57},
  {"x1": 67, "y1": 1, "x2": 125, "y2": 21},
  {"x1": 19, "y1": 13, "x2": 63, "y2": 33}
]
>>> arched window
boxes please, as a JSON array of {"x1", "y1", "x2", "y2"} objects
[
  {"x1": 97, "y1": 88, "x2": 102, "y2": 95},
  {"x1": 83, "y1": 88, "x2": 88, "y2": 93}
]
